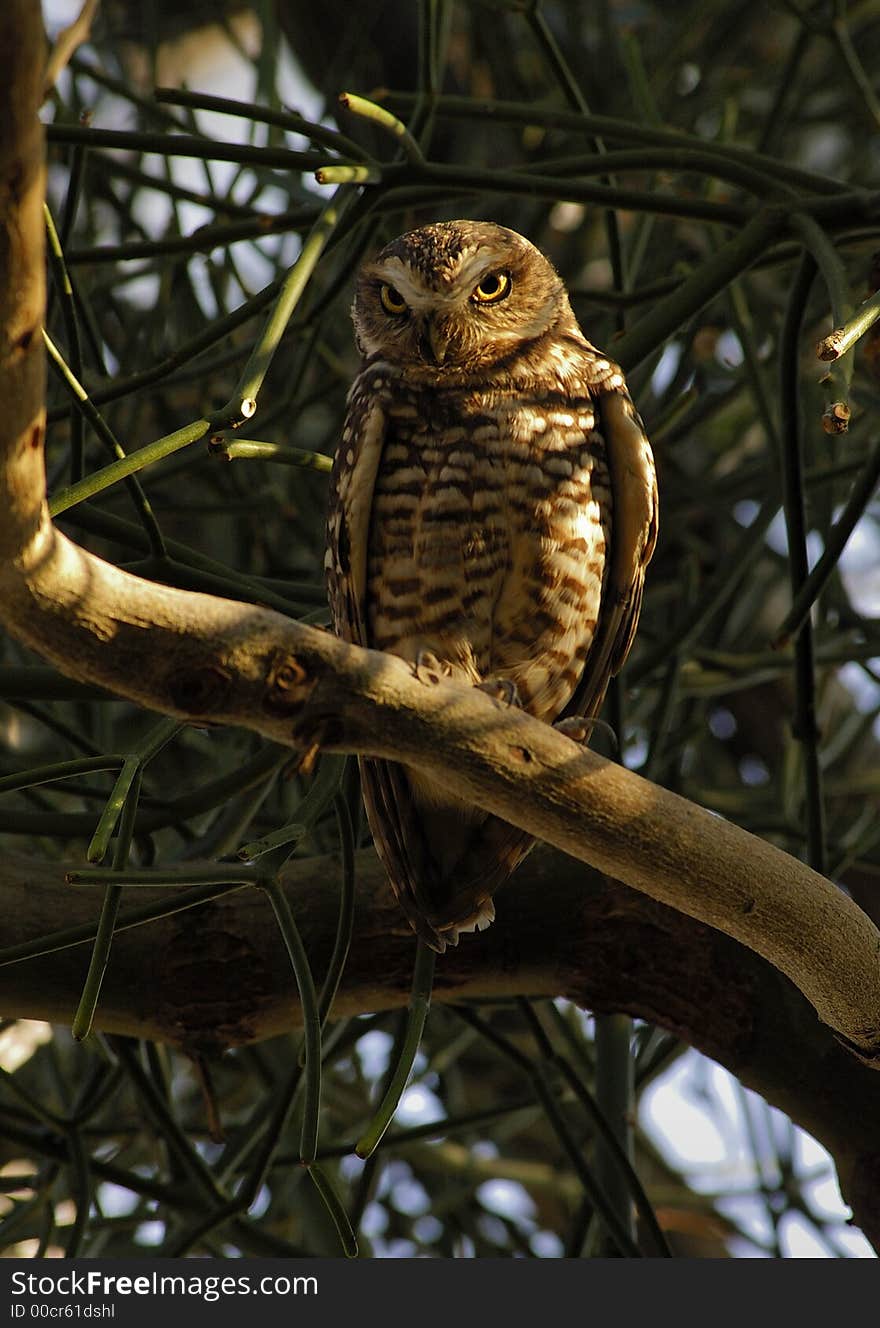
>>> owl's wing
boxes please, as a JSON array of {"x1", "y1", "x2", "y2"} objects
[
  {"x1": 566, "y1": 383, "x2": 658, "y2": 723},
  {"x1": 326, "y1": 381, "x2": 463, "y2": 951},
  {"x1": 325, "y1": 378, "x2": 386, "y2": 648}
]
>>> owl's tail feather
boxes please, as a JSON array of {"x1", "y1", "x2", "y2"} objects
[{"x1": 359, "y1": 755, "x2": 534, "y2": 953}]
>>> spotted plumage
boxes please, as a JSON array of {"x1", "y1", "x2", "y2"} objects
[{"x1": 325, "y1": 220, "x2": 657, "y2": 951}]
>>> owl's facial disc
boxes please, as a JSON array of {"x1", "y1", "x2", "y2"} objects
[{"x1": 354, "y1": 222, "x2": 572, "y2": 369}]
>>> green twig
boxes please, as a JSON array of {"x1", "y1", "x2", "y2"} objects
[
  {"x1": 43, "y1": 330, "x2": 167, "y2": 550},
  {"x1": 0, "y1": 755, "x2": 122, "y2": 795},
  {"x1": 774, "y1": 434, "x2": 880, "y2": 646},
  {"x1": 376, "y1": 91, "x2": 849, "y2": 195},
  {"x1": 614, "y1": 210, "x2": 785, "y2": 372},
  {"x1": 307, "y1": 1164, "x2": 358, "y2": 1257},
  {"x1": 45, "y1": 121, "x2": 334, "y2": 171},
  {"x1": 777, "y1": 252, "x2": 828, "y2": 875},
  {"x1": 338, "y1": 92, "x2": 424, "y2": 163},
  {"x1": 239, "y1": 755, "x2": 346, "y2": 860},
  {"x1": 315, "y1": 164, "x2": 382, "y2": 185},
  {"x1": 453, "y1": 1005, "x2": 642, "y2": 1258},
  {"x1": 0, "y1": 882, "x2": 249, "y2": 969},
  {"x1": 537, "y1": 1003, "x2": 672, "y2": 1258},
  {"x1": 260, "y1": 881, "x2": 322, "y2": 1164},
  {"x1": 66, "y1": 865, "x2": 260, "y2": 888},
  {"x1": 71, "y1": 768, "x2": 142, "y2": 1041},
  {"x1": 355, "y1": 942, "x2": 436, "y2": 1158},
  {"x1": 228, "y1": 191, "x2": 348, "y2": 418},
  {"x1": 817, "y1": 285, "x2": 880, "y2": 361},
  {"x1": 49, "y1": 417, "x2": 211, "y2": 517},
  {"x1": 154, "y1": 87, "x2": 372, "y2": 161},
  {"x1": 316, "y1": 793, "x2": 356, "y2": 1027},
  {"x1": 790, "y1": 212, "x2": 854, "y2": 427},
  {"x1": 44, "y1": 203, "x2": 85, "y2": 481},
  {"x1": 209, "y1": 437, "x2": 332, "y2": 471},
  {"x1": 108, "y1": 1037, "x2": 224, "y2": 1204},
  {"x1": 377, "y1": 159, "x2": 752, "y2": 227},
  {"x1": 86, "y1": 717, "x2": 181, "y2": 864},
  {"x1": 594, "y1": 1013, "x2": 637, "y2": 1254}
]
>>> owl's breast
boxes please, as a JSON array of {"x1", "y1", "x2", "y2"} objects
[{"x1": 365, "y1": 381, "x2": 611, "y2": 723}]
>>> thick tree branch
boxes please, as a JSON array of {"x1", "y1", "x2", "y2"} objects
[
  {"x1": 4, "y1": 510, "x2": 880, "y2": 1059},
  {"x1": 2, "y1": 847, "x2": 880, "y2": 1250},
  {"x1": 1, "y1": 0, "x2": 880, "y2": 1066}
]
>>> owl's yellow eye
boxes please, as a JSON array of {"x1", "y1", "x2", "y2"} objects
[
  {"x1": 473, "y1": 271, "x2": 511, "y2": 304},
  {"x1": 380, "y1": 284, "x2": 408, "y2": 315}
]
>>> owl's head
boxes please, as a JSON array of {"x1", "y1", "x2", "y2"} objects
[{"x1": 352, "y1": 220, "x2": 577, "y2": 372}]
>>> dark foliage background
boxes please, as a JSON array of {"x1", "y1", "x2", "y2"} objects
[{"x1": 1, "y1": 0, "x2": 879, "y2": 1258}]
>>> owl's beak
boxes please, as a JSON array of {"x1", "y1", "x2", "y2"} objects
[{"x1": 421, "y1": 319, "x2": 451, "y2": 365}]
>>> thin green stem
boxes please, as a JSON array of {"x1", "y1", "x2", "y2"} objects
[
  {"x1": 65, "y1": 207, "x2": 317, "y2": 266},
  {"x1": 239, "y1": 755, "x2": 346, "y2": 860},
  {"x1": 66, "y1": 865, "x2": 259, "y2": 887},
  {"x1": 632, "y1": 496, "x2": 779, "y2": 684},
  {"x1": 108, "y1": 1038, "x2": 224, "y2": 1205},
  {"x1": 791, "y1": 211, "x2": 855, "y2": 417},
  {"x1": 377, "y1": 92, "x2": 849, "y2": 195},
  {"x1": 778, "y1": 252, "x2": 828, "y2": 875},
  {"x1": 0, "y1": 882, "x2": 248, "y2": 969},
  {"x1": 0, "y1": 755, "x2": 122, "y2": 795},
  {"x1": 817, "y1": 285, "x2": 880, "y2": 361},
  {"x1": 43, "y1": 330, "x2": 166, "y2": 551},
  {"x1": 775, "y1": 434, "x2": 880, "y2": 646},
  {"x1": 831, "y1": 5, "x2": 880, "y2": 129},
  {"x1": 338, "y1": 93, "x2": 424, "y2": 163},
  {"x1": 525, "y1": 0, "x2": 627, "y2": 305},
  {"x1": 381, "y1": 159, "x2": 752, "y2": 228},
  {"x1": 307, "y1": 1164, "x2": 358, "y2": 1257},
  {"x1": 594, "y1": 1013, "x2": 637, "y2": 1254},
  {"x1": 260, "y1": 881, "x2": 322, "y2": 1164},
  {"x1": 355, "y1": 942, "x2": 436, "y2": 1158},
  {"x1": 229, "y1": 191, "x2": 349, "y2": 417},
  {"x1": 452, "y1": 1006, "x2": 642, "y2": 1258},
  {"x1": 519, "y1": 146, "x2": 795, "y2": 200},
  {"x1": 46, "y1": 270, "x2": 291, "y2": 415},
  {"x1": 316, "y1": 793, "x2": 356, "y2": 1027},
  {"x1": 614, "y1": 210, "x2": 785, "y2": 371},
  {"x1": 153, "y1": 87, "x2": 373, "y2": 161},
  {"x1": 49, "y1": 418, "x2": 212, "y2": 517},
  {"x1": 44, "y1": 203, "x2": 85, "y2": 482},
  {"x1": 86, "y1": 717, "x2": 180, "y2": 864},
  {"x1": 62, "y1": 1126, "x2": 92, "y2": 1257},
  {"x1": 45, "y1": 121, "x2": 334, "y2": 171},
  {"x1": 211, "y1": 438, "x2": 332, "y2": 471},
  {"x1": 538, "y1": 1003, "x2": 672, "y2": 1258},
  {"x1": 62, "y1": 504, "x2": 314, "y2": 618},
  {"x1": 71, "y1": 768, "x2": 142, "y2": 1041}
]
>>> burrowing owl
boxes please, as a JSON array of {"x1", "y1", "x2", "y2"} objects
[{"x1": 325, "y1": 220, "x2": 657, "y2": 952}]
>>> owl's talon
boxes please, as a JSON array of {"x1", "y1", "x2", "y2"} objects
[
  {"x1": 553, "y1": 716, "x2": 619, "y2": 752},
  {"x1": 476, "y1": 677, "x2": 520, "y2": 708},
  {"x1": 413, "y1": 649, "x2": 450, "y2": 687},
  {"x1": 554, "y1": 716, "x2": 592, "y2": 744}
]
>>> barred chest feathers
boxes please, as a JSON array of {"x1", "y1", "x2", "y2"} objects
[{"x1": 363, "y1": 371, "x2": 612, "y2": 730}]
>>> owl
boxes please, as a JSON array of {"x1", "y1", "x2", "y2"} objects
[{"x1": 325, "y1": 220, "x2": 657, "y2": 952}]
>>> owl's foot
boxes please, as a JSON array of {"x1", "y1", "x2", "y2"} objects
[
  {"x1": 553, "y1": 715, "x2": 619, "y2": 752},
  {"x1": 475, "y1": 676, "x2": 521, "y2": 708},
  {"x1": 413, "y1": 649, "x2": 452, "y2": 687},
  {"x1": 553, "y1": 716, "x2": 593, "y2": 744}
]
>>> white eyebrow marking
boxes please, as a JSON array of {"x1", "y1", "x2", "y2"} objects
[{"x1": 375, "y1": 248, "x2": 508, "y2": 310}]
